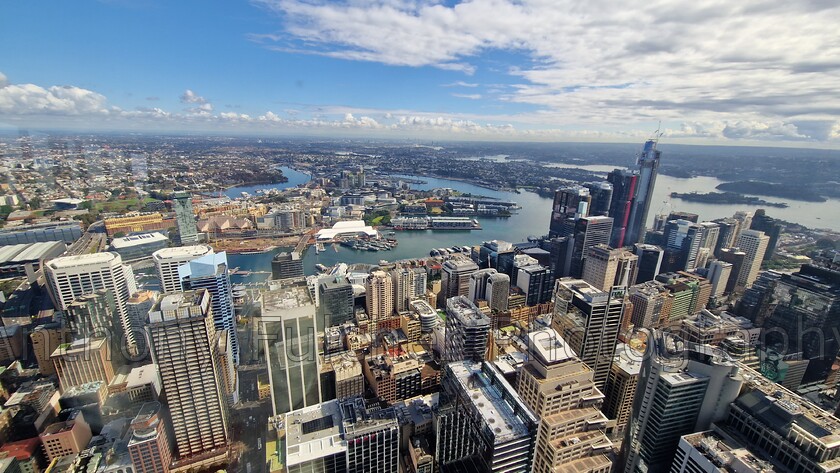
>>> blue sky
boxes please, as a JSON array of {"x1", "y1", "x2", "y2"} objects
[{"x1": 1, "y1": 0, "x2": 839, "y2": 146}]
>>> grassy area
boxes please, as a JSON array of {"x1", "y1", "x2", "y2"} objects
[
  {"x1": 371, "y1": 215, "x2": 385, "y2": 225},
  {"x1": 95, "y1": 197, "x2": 160, "y2": 213}
]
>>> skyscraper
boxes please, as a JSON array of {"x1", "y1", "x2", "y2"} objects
[
  {"x1": 734, "y1": 230, "x2": 770, "y2": 289},
  {"x1": 749, "y1": 209, "x2": 782, "y2": 261},
  {"x1": 44, "y1": 252, "x2": 138, "y2": 355},
  {"x1": 633, "y1": 244, "x2": 663, "y2": 283},
  {"x1": 552, "y1": 278, "x2": 625, "y2": 390},
  {"x1": 178, "y1": 251, "x2": 239, "y2": 365},
  {"x1": 435, "y1": 360, "x2": 537, "y2": 473},
  {"x1": 126, "y1": 290, "x2": 157, "y2": 358},
  {"x1": 172, "y1": 192, "x2": 199, "y2": 244},
  {"x1": 366, "y1": 270, "x2": 394, "y2": 325},
  {"x1": 271, "y1": 251, "x2": 304, "y2": 280},
  {"x1": 389, "y1": 266, "x2": 415, "y2": 312},
  {"x1": 486, "y1": 272, "x2": 511, "y2": 313},
  {"x1": 583, "y1": 181, "x2": 614, "y2": 217},
  {"x1": 603, "y1": 344, "x2": 642, "y2": 437},
  {"x1": 146, "y1": 290, "x2": 229, "y2": 465},
  {"x1": 621, "y1": 330, "x2": 744, "y2": 472},
  {"x1": 515, "y1": 263, "x2": 554, "y2": 306},
  {"x1": 318, "y1": 278, "x2": 355, "y2": 329},
  {"x1": 627, "y1": 139, "x2": 662, "y2": 245},
  {"x1": 706, "y1": 260, "x2": 733, "y2": 298},
  {"x1": 440, "y1": 258, "x2": 479, "y2": 304},
  {"x1": 582, "y1": 244, "x2": 621, "y2": 292},
  {"x1": 607, "y1": 168, "x2": 639, "y2": 248},
  {"x1": 549, "y1": 185, "x2": 591, "y2": 238},
  {"x1": 127, "y1": 401, "x2": 173, "y2": 473},
  {"x1": 516, "y1": 328, "x2": 612, "y2": 473},
  {"x1": 51, "y1": 337, "x2": 115, "y2": 391},
  {"x1": 443, "y1": 296, "x2": 491, "y2": 362},
  {"x1": 152, "y1": 245, "x2": 213, "y2": 293},
  {"x1": 627, "y1": 281, "x2": 674, "y2": 328},
  {"x1": 569, "y1": 215, "x2": 614, "y2": 278},
  {"x1": 467, "y1": 268, "x2": 497, "y2": 303}
]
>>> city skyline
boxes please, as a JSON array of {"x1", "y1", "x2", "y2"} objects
[{"x1": 1, "y1": 0, "x2": 839, "y2": 146}]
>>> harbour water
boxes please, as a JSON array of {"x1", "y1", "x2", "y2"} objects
[{"x1": 218, "y1": 164, "x2": 839, "y2": 283}]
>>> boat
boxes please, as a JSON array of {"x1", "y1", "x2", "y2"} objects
[{"x1": 315, "y1": 264, "x2": 328, "y2": 272}]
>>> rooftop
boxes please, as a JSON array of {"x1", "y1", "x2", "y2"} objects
[
  {"x1": 151, "y1": 244, "x2": 213, "y2": 260},
  {"x1": 528, "y1": 328, "x2": 576, "y2": 364},
  {"x1": 46, "y1": 252, "x2": 120, "y2": 269},
  {"x1": 109, "y1": 232, "x2": 168, "y2": 249},
  {"x1": 315, "y1": 220, "x2": 377, "y2": 240},
  {"x1": 283, "y1": 400, "x2": 345, "y2": 466}
]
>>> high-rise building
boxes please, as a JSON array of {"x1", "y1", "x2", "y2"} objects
[
  {"x1": 146, "y1": 290, "x2": 229, "y2": 465},
  {"x1": 607, "y1": 168, "x2": 639, "y2": 248},
  {"x1": 735, "y1": 269, "x2": 782, "y2": 326},
  {"x1": 620, "y1": 331, "x2": 744, "y2": 473},
  {"x1": 516, "y1": 328, "x2": 612, "y2": 473},
  {"x1": 467, "y1": 268, "x2": 497, "y2": 303},
  {"x1": 44, "y1": 253, "x2": 138, "y2": 354},
  {"x1": 734, "y1": 230, "x2": 770, "y2": 289},
  {"x1": 389, "y1": 267, "x2": 415, "y2": 312},
  {"x1": 366, "y1": 270, "x2": 394, "y2": 324},
  {"x1": 627, "y1": 282, "x2": 675, "y2": 329},
  {"x1": 261, "y1": 281, "x2": 322, "y2": 415},
  {"x1": 172, "y1": 192, "x2": 199, "y2": 244},
  {"x1": 706, "y1": 260, "x2": 733, "y2": 298},
  {"x1": 662, "y1": 220, "x2": 709, "y2": 272},
  {"x1": 151, "y1": 245, "x2": 213, "y2": 293},
  {"x1": 515, "y1": 264, "x2": 554, "y2": 306},
  {"x1": 603, "y1": 344, "x2": 642, "y2": 437},
  {"x1": 552, "y1": 279, "x2": 625, "y2": 390},
  {"x1": 412, "y1": 267, "x2": 427, "y2": 299},
  {"x1": 670, "y1": 430, "x2": 774, "y2": 473},
  {"x1": 719, "y1": 248, "x2": 747, "y2": 294},
  {"x1": 655, "y1": 272, "x2": 712, "y2": 321},
  {"x1": 40, "y1": 410, "x2": 92, "y2": 462},
  {"x1": 583, "y1": 181, "x2": 613, "y2": 217},
  {"x1": 712, "y1": 217, "x2": 741, "y2": 258},
  {"x1": 435, "y1": 360, "x2": 538, "y2": 473},
  {"x1": 127, "y1": 401, "x2": 173, "y2": 473},
  {"x1": 64, "y1": 288, "x2": 118, "y2": 338},
  {"x1": 271, "y1": 251, "x2": 304, "y2": 280},
  {"x1": 281, "y1": 397, "x2": 399, "y2": 473},
  {"x1": 569, "y1": 216, "x2": 614, "y2": 278},
  {"x1": 582, "y1": 244, "x2": 621, "y2": 292},
  {"x1": 443, "y1": 296, "x2": 491, "y2": 362},
  {"x1": 486, "y1": 272, "x2": 510, "y2": 313},
  {"x1": 625, "y1": 139, "x2": 662, "y2": 246},
  {"x1": 667, "y1": 211, "x2": 699, "y2": 223},
  {"x1": 51, "y1": 337, "x2": 115, "y2": 391},
  {"x1": 549, "y1": 185, "x2": 591, "y2": 238},
  {"x1": 440, "y1": 258, "x2": 479, "y2": 304},
  {"x1": 126, "y1": 290, "x2": 158, "y2": 358},
  {"x1": 633, "y1": 243, "x2": 663, "y2": 283},
  {"x1": 178, "y1": 251, "x2": 239, "y2": 364},
  {"x1": 30, "y1": 323, "x2": 65, "y2": 376},
  {"x1": 749, "y1": 209, "x2": 782, "y2": 261},
  {"x1": 318, "y1": 279, "x2": 354, "y2": 330}
]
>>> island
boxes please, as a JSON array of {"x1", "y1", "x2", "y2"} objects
[
  {"x1": 715, "y1": 180, "x2": 827, "y2": 202},
  {"x1": 670, "y1": 191, "x2": 789, "y2": 208}
]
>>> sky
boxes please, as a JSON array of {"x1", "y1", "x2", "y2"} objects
[{"x1": 1, "y1": 0, "x2": 839, "y2": 146}]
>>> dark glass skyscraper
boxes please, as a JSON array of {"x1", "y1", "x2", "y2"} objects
[{"x1": 608, "y1": 139, "x2": 662, "y2": 248}]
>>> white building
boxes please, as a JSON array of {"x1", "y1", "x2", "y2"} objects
[{"x1": 151, "y1": 244, "x2": 213, "y2": 293}]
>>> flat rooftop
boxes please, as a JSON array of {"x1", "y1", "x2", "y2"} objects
[
  {"x1": 528, "y1": 328, "x2": 576, "y2": 364},
  {"x1": 151, "y1": 244, "x2": 213, "y2": 260},
  {"x1": 110, "y1": 232, "x2": 168, "y2": 248},
  {"x1": 283, "y1": 400, "x2": 346, "y2": 466},
  {"x1": 46, "y1": 251, "x2": 119, "y2": 269}
]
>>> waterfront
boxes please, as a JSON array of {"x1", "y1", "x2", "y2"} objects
[
  {"x1": 218, "y1": 165, "x2": 839, "y2": 283},
  {"x1": 224, "y1": 166, "x2": 312, "y2": 198}
]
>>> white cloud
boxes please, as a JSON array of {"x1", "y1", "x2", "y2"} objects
[
  {"x1": 0, "y1": 72, "x2": 7, "y2": 88},
  {"x1": 0, "y1": 80, "x2": 109, "y2": 115},
  {"x1": 180, "y1": 89, "x2": 208, "y2": 104},
  {"x1": 442, "y1": 81, "x2": 479, "y2": 88},
  {"x1": 452, "y1": 93, "x2": 482, "y2": 100}
]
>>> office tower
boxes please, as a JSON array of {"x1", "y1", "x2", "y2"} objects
[
  {"x1": 440, "y1": 258, "x2": 479, "y2": 305},
  {"x1": 543, "y1": 236, "x2": 571, "y2": 281},
  {"x1": 712, "y1": 217, "x2": 741, "y2": 258},
  {"x1": 128, "y1": 401, "x2": 173, "y2": 473},
  {"x1": 178, "y1": 251, "x2": 239, "y2": 365},
  {"x1": 152, "y1": 245, "x2": 213, "y2": 293},
  {"x1": 583, "y1": 181, "x2": 613, "y2": 217},
  {"x1": 366, "y1": 270, "x2": 394, "y2": 324},
  {"x1": 146, "y1": 290, "x2": 229, "y2": 463},
  {"x1": 670, "y1": 430, "x2": 774, "y2": 473},
  {"x1": 569, "y1": 216, "x2": 614, "y2": 278},
  {"x1": 734, "y1": 230, "x2": 770, "y2": 289},
  {"x1": 44, "y1": 253, "x2": 138, "y2": 354},
  {"x1": 443, "y1": 296, "x2": 491, "y2": 362},
  {"x1": 172, "y1": 192, "x2": 199, "y2": 244},
  {"x1": 486, "y1": 272, "x2": 510, "y2": 313},
  {"x1": 516, "y1": 328, "x2": 612, "y2": 473},
  {"x1": 655, "y1": 272, "x2": 712, "y2": 321},
  {"x1": 615, "y1": 248, "x2": 639, "y2": 288},
  {"x1": 515, "y1": 264, "x2": 554, "y2": 306},
  {"x1": 282, "y1": 397, "x2": 399, "y2": 473},
  {"x1": 663, "y1": 219, "x2": 708, "y2": 271},
  {"x1": 633, "y1": 243, "x2": 663, "y2": 283},
  {"x1": 51, "y1": 338, "x2": 115, "y2": 391},
  {"x1": 126, "y1": 290, "x2": 157, "y2": 358},
  {"x1": 735, "y1": 270, "x2": 782, "y2": 325},
  {"x1": 582, "y1": 244, "x2": 620, "y2": 292},
  {"x1": 706, "y1": 260, "x2": 733, "y2": 298},
  {"x1": 389, "y1": 266, "x2": 416, "y2": 312},
  {"x1": 271, "y1": 251, "x2": 304, "y2": 280},
  {"x1": 667, "y1": 211, "x2": 699, "y2": 223},
  {"x1": 621, "y1": 139, "x2": 662, "y2": 246},
  {"x1": 621, "y1": 331, "x2": 744, "y2": 473},
  {"x1": 607, "y1": 168, "x2": 638, "y2": 248},
  {"x1": 603, "y1": 344, "x2": 641, "y2": 437},
  {"x1": 732, "y1": 210, "x2": 753, "y2": 239},
  {"x1": 552, "y1": 279, "x2": 625, "y2": 390},
  {"x1": 749, "y1": 209, "x2": 781, "y2": 261},
  {"x1": 261, "y1": 281, "x2": 322, "y2": 415},
  {"x1": 64, "y1": 288, "x2": 117, "y2": 337},
  {"x1": 763, "y1": 260, "x2": 840, "y2": 380},
  {"x1": 467, "y1": 268, "x2": 497, "y2": 303},
  {"x1": 318, "y1": 279, "x2": 354, "y2": 329},
  {"x1": 30, "y1": 323, "x2": 65, "y2": 376},
  {"x1": 435, "y1": 360, "x2": 537, "y2": 473},
  {"x1": 549, "y1": 185, "x2": 591, "y2": 237},
  {"x1": 719, "y1": 248, "x2": 746, "y2": 293}
]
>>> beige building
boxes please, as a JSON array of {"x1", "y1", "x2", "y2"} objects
[
  {"x1": 365, "y1": 271, "x2": 394, "y2": 324},
  {"x1": 602, "y1": 344, "x2": 641, "y2": 436},
  {"x1": 517, "y1": 328, "x2": 612, "y2": 473},
  {"x1": 734, "y1": 229, "x2": 770, "y2": 289},
  {"x1": 39, "y1": 410, "x2": 92, "y2": 461},
  {"x1": 30, "y1": 324, "x2": 66, "y2": 376},
  {"x1": 582, "y1": 244, "x2": 620, "y2": 292},
  {"x1": 51, "y1": 338, "x2": 114, "y2": 392}
]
